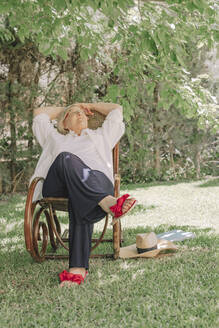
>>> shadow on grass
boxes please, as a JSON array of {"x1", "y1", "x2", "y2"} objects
[
  {"x1": 196, "y1": 177, "x2": 219, "y2": 188},
  {"x1": 0, "y1": 225, "x2": 217, "y2": 274}
]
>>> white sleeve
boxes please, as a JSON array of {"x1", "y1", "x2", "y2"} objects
[
  {"x1": 32, "y1": 113, "x2": 55, "y2": 148},
  {"x1": 98, "y1": 108, "x2": 125, "y2": 149}
]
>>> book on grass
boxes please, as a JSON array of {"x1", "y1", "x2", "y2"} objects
[{"x1": 157, "y1": 229, "x2": 195, "y2": 242}]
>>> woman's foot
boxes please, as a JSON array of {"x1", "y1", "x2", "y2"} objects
[
  {"x1": 99, "y1": 195, "x2": 136, "y2": 217},
  {"x1": 59, "y1": 267, "x2": 87, "y2": 287}
]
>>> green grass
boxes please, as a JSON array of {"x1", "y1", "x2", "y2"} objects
[
  {"x1": 0, "y1": 192, "x2": 218, "y2": 328},
  {"x1": 197, "y1": 178, "x2": 219, "y2": 188},
  {"x1": 121, "y1": 177, "x2": 219, "y2": 190},
  {"x1": 121, "y1": 180, "x2": 189, "y2": 191}
]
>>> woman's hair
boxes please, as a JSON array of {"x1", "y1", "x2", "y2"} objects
[{"x1": 56, "y1": 104, "x2": 79, "y2": 135}]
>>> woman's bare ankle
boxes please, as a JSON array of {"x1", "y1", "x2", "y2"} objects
[
  {"x1": 69, "y1": 267, "x2": 86, "y2": 276},
  {"x1": 98, "y1": 195, "x2": 117, "y2": 213}
]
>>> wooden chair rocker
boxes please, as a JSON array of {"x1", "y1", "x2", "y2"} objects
[{"x1": 24, "y1": 111, "x2": 122, "y2": 262}]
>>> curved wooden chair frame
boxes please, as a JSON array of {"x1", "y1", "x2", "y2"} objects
[{"x1": 24, "y1": 110, "x2": 122, "y2": 262}]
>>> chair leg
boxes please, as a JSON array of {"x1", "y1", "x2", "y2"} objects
[
  {"x1": 113, "y1": 173, "x2": 121, "y2": 259},
  {"x1": 32, "y1": 207, "x2": 49, "y2": 262}
]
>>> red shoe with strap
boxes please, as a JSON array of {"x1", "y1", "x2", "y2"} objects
[
  {"x1": 110, "y1": 193, "x2": 136, "y2": 225},
  {"x1": 59, "y1": 270, "x2": 88, "y2": 285}
]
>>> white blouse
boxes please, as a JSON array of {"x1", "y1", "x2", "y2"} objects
[{"x1": 30, "y1": 108, "x2": 125, "y2": 201}]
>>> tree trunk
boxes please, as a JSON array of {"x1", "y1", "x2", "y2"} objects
[
  {"x1": 67, "y1": 56, "x2": 74, "y2": 103},
  {"x1": 27, "y1": 109, "x2": 33, "y2": 150},
  {"x1": 155, "y1": 142, "x2": 161, "y2": 176},
  {"x1": 169, "y1": 139, "x2": 176, "y2": 177},
  {"x1": 195, "y1": 146, "x2": 201, "y2": 179},
  {"x1": 193, "y1": 130, "x2": 203, "y2": 179},
  {"x1": 28, "y1": 68, "x2": 41, "y2": 155},
  {"x1": 7, "y1": 81, "x2": 17, "y2": 191},
  {"x1": 152, "y1": 83, "x2": 161, "y2": 177}
]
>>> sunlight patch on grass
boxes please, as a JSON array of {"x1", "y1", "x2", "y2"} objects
[
  {"x1": 180, "y1": 245, "x2": 212, "y2": 252},
  {"x1": 15, "y1": 203, "x2": 25, "y2": 211},
  {"x1": 94, "y1": 219, "x2": 113, "y2": 232},
  {"x1": 56, "y1": 211, "x2": 69, "y2": 218},
  {"x1": 0, "y1": 236, "x2": 23, "y2": 251},
  {"x1": 120, "y1": 261, "x2": 138, "y2": 270},
  {"x1": 126, "y1": 203, "x2": 156, "y2": 216},
  {"x1": 97, "y1": 270, "x2": 102, "y2": 279},
  {"x1": 1, "y1": 244, "x2": 24, "y2": 252},
  {"x1": 0, "y1": 219, "x2": 23, "y2": 234},
  {"x1": 60, "y1": 223, "x2": 68, "y2": 231},
  {"x1": 0, "y1": 236, "x2": 22, "y2": 245},
  {"x1": 98, "y1": 273, "x2": 120, "y2": 286},
  {"x1": 121, "y1": 213, "x2": 151, "y2": 229},
  {"x1": 132, "y1": 268, "x2": 145, "y2": 280},
  {"x1": 93, "y1": 203, "x2": 156, "y2": 232},
  {"x1": 5, "y1": 221, "x2": 23, "y2": 233}
]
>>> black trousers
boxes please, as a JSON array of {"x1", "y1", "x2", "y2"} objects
[{"x1": 42, "y1": 152, "x2": 114, "y2": 269}]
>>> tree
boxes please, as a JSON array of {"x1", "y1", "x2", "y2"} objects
[
  {"x1": 0, "y1": 0, "x2": 218, "y2": 190},
  {"x1": 101, "y1": 0, "x2": 219, "y2": 178}
]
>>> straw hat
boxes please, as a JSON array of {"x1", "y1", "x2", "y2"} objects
[{"x1": 119, "y1": 232, "x2": 177, "y2": 258}]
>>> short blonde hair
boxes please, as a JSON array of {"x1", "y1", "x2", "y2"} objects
[{"x1": 57, "y1": 104, "x2": 80, "y2": 135}]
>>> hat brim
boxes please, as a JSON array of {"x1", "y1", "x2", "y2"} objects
[{"x1": 119, "y1": 239, "x2": 177, "y2": 259}]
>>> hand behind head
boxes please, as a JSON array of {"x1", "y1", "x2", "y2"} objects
[{"x1": 79, "y1": 104, "x2": 94, "y2": 117}]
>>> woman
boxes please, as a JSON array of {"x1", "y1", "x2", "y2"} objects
[{"x1": 31, "y1": 102, "x2": 136, "y2": 286}]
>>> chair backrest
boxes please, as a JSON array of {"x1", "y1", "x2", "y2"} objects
[
  {"x1": 87, "y1": 110, "x2": 105, "y2": 129},
  {"x1": 88, "y1": 110, "x2": 120, "y2": 176}
]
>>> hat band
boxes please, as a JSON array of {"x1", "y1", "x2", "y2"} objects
[{"x1": 137, "y1": 245, "x2": 157, "y2": 254}]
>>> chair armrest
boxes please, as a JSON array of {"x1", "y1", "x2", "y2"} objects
[{"x1": 114, "y1": 173, "x2": 120, "y2": 198}]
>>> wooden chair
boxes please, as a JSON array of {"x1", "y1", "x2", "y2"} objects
[{"x1": 24, "y1": 111, "x2": 122, "y2": 262}]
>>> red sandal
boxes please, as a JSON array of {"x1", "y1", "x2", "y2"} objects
[
  {"x1": 110, "y1": 194, "x2": 136, "y2": 225},
  {"x1": 59, "y1": 270, "x2": 88, "y2": 285}
]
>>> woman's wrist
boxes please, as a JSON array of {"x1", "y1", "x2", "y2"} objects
[
  {"x1": 90, "y1": 103, "x2": 122, "y2": 115},
  {"x1": 73, "y1": 102, "x2": 122, "y2": 116}
]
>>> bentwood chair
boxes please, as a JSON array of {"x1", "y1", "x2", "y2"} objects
[{"x1": 24, "y1": 111, "x2": 122, "y2": 262}]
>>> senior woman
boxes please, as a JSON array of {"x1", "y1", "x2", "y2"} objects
[{"x1": 31, "y1": 102, "x2": 136, "y2": 286}]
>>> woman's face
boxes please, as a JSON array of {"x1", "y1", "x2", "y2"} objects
[{"x1": 64, "y1": 107, "x2": 88, "y2": 134}]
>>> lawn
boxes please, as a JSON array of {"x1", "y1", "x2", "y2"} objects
[{"x1": 0, "y1": 188, "x2": 218, "y2": 328}]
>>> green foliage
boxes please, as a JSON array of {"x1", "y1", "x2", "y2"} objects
[
  {"x1": 0, "y1": 0, "x2": 218, "y2": 189},
  {"x1": 102, "y1": 0, "x2": 219, "y2": 130},
  {"x1": 0, "y1": 0, "x2": 136, "y2": 60}
]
